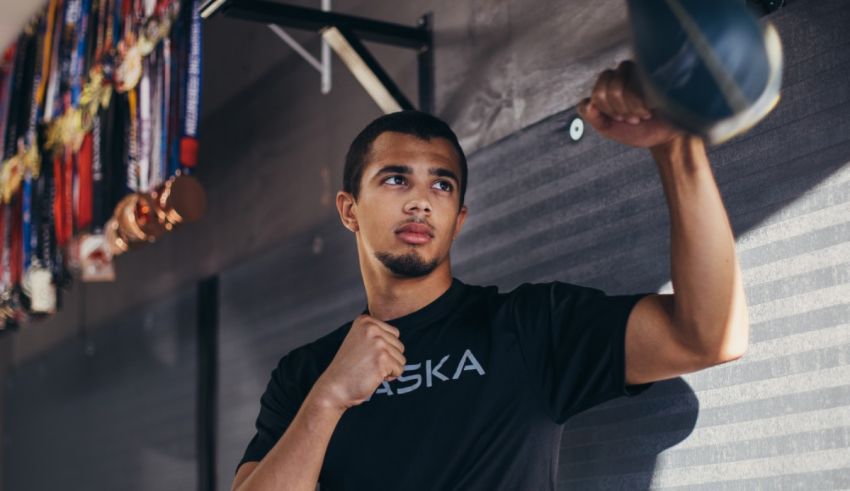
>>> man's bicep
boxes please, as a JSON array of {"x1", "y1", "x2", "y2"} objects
[{"x1": 625, "y1": 293, "x2": 712, "y2": 386}]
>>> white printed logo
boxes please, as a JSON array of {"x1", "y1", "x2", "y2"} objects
[{"x1": 366, "y1": 349, "x2": 485, "y2": 401}]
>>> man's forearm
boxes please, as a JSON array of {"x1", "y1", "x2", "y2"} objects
[
  {"x1": 236, "y1": 390, "x2": 345, "y2": 491},
  {"x1": 650, "y1": 134, "x2": 750, "y2": 361}
]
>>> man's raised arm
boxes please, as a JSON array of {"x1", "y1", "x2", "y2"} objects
[{"x1": 577, "y1": 60, "x2": 750, "y2": 386}]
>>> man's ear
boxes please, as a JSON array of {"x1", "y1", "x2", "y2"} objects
[
  {"x1": 336, "y1": 190, "x2": 359, "y2": 232},
  {"x1": 452, "y1": 205, "x2": 468, "y2": 240}
]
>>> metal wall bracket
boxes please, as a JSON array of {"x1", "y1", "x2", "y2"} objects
[
  {"x1": 199, "y1": 0, "x2": 434, "y2": 113},
  {"x1": 266, "y1": 2, "x2": 332, "y2": 94}
]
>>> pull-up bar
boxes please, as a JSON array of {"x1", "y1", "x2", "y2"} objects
[{"x1": 199, "y1": 0, "x2": 434, "y2": 113}]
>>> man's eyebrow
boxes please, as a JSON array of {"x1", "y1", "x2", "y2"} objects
[
  {"x1": 373, "y1": 164, "x2": 458, "y2": 183},
  {"x1": 374, "y1": 164, "x2": 412, "y2": 176},
  {"x1": 429, "y1": 167, "x2": 459, "y2": 183}
]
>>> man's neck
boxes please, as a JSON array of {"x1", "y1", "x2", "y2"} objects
[{"x1": 362, "y1": 264, "x2": 454, "y2": 322}]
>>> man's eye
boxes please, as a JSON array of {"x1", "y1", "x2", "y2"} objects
[
  {"x1": 433, "y1": 180, "x2": 453, "y2": 192},
  {"x1": 384, "y1": 175, "x2": 406, "y2": 186}
]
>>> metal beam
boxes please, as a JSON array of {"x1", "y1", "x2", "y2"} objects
[
  {"x1": 201, "y1": 0, "x2": 429, "y2": 50},
  {"x1": 322, "y1": 26, "x2": 414, "y2": 112}
]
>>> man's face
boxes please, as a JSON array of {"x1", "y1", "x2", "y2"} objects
[{"x1": 337, "y1": 131, "x2": 468, "y2": 278}]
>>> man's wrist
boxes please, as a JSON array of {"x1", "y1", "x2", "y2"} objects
[
  {"x1": 650, "y1": 133, "x2": 699, "y2": 156},
  {"x1": 306, "y1": 381, "x2": 349, "y2": 417},
  {"x1": 650, "y1": 133, "x2": 708, "y2": 171}
]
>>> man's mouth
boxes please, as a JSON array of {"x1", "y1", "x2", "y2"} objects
[{"x1": 395, "y1": 223, "x2": 434, "y2": 245}]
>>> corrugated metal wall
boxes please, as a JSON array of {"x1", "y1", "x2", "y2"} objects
[
  {"x1": 217, "y1": 1, "x2": 850, "y2": 489},
  {"x1": 3, "y1": 290, "x2": 198, "y2": 491}
]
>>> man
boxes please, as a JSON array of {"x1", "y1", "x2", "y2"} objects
[{"x1": 231, "y1": 60, "x2": 750, "y2": 491}]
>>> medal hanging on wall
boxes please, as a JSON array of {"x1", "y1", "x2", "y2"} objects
[
  {"x1": 179, "y1": 0, "x2": 200, "y2": 172},
  {"x1": 24, "y1": 2, "x2": 60, "y2": 315},
  {"x1": 20, "y1": 11, "x2": 57, "y2": 316},
  {"x1": 0, "y1": 0, "x2": 206, "y2": 303},
  {"x1": 0, "y1": 31, "x2": 30, "y2": 325}
]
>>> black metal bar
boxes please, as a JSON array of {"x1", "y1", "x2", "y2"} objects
[
  {"x1": 417, "y1": 13, "x2": 434, "y2": 114},
  {"x1": 197, "y1": 276, "x2": 219, "y2": 491},
  {"x1": 212, "y1": 0, "x2": 428, "y2": 50},
  {"x1": 336, "y1": 27, "x2": 415, "y2": 111}
]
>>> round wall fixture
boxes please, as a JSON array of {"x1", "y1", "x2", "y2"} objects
[{"x1": 569, "y1": 116, "x2": 584, "y2": 142}]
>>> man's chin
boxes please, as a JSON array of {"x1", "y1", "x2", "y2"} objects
[{"x1": 374, "y1": 250, "x2": 439, "y2": 278}]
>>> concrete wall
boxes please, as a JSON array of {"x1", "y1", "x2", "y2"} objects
[{"x1": 4, "y1": 0, "x2": 850, "y2": 489}]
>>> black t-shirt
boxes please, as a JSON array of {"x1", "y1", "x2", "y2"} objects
[{"x1": 238, "y1": 278, "x2": 654, "y2": 490}]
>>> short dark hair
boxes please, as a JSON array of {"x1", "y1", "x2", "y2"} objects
[{"x1": 343, "y1": 110, "x2": 468, "y2": 207}]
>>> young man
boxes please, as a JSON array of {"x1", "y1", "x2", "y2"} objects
[{"x1": 231, "y1": 60, "x2": 750, "y2": 491}]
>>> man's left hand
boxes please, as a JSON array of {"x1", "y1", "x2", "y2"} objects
[{"x1": 578, "y1": 60, "x2": 686, "y2": 149}]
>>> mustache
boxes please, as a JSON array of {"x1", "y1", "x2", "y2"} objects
[{"x1": 395, "y1": 217, "x2": 435, "y2": 233}]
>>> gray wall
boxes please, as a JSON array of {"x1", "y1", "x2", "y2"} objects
[
  {"x1": 3, "y1": 289, "x2": 198, "y2": 491},
  {"x1": 3, "y1": 0, "x2": 850, "y2": 489}
]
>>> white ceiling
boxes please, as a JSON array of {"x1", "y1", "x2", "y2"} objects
[{"x1": 0, "y1": 0, "x2": 47, "y2": 52}]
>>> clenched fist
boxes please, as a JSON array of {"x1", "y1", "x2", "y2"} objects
[
  {"x1": 578, "y1": 59, "x2": 685, "y2": 149},
  {"x1": 311, "y1": 314, "x2": 407, "y2": 412}
]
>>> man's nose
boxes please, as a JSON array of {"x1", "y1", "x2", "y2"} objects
[{"x1": 404, "y1": 197, "x2": 432, "y2": 215}]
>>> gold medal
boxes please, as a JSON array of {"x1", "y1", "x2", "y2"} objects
[
  {"x1": 138, "y1": 17, "x2": 159, "y2": 56},
  {"x1": 0, "y1": 289, "x2": 14, "y2": 324},
  {"x1": 115, "y1": 38, "x2": 142, "y2": 93},
  {"x1": 56, "y1": 109, "x2": 85, "y2": 153},
  {"x1": 1, "y1": 140, "x2": 26, "y2": 203},
  {"x1": 138, "y1": 35, "x2": 155, "y2": 57},
  {"x1": 2, "y1": 155, "x2": 22, "y2": 204},
  {"x1": 139, "y1": 14, "x2": 174, "y2": 56},
  {"x1": 79, "y1": 68, "x2": 112, "y2": 132},
  {"x1": 22, "y1": 142, "x2": 40, "y2": 179}
]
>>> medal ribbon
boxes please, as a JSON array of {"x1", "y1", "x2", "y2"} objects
[{"x1": 179, "y1": 0, "x2": 200, "y2": 171}]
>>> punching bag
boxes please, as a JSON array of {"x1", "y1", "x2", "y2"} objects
[{"x1": 627, "y1": 0, "x2": 783, "y2": 144}]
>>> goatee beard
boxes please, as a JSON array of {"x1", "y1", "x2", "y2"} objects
[{"x1": 374, "y1": 250, "x2": 439, "y2": 278}]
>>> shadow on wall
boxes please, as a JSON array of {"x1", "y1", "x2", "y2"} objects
[{"x1": 559, "y1": 378, "x2": 700, "y2": 488}]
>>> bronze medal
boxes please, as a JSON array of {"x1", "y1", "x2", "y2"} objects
[
  {"x1": 115, "y1": 194, "x2": 149, "y2": 242},
  {"x1": 134, "y1": 193, "x2": 167, "y2": 240},
  {"x1": 104, "y1": 217, "x2": 129, "y2": 256},
  {"x1": 152, "y1": 174, "x2": 206, "y2": 228}
]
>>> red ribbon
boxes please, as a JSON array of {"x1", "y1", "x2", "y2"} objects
[{"x1": 77, "y1": 132, "x2": 93, "y2": 230}]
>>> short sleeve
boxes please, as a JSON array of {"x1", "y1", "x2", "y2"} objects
[
  {"x1": 236, "y1": 352, "x2": 304, "y2": 474},
  {"x1": 508, "y1": 281, "x2": 654, "y2": 424}
]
